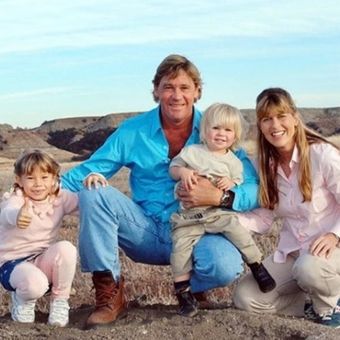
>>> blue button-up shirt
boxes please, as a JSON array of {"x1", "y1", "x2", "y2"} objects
[{"x1": 61, "y1": 106, "x2": 259, "y2": 223}]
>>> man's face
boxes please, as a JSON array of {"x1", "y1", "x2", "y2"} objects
[{"x1": 154, "y1": 69, "x2": 200, "y2": 125}]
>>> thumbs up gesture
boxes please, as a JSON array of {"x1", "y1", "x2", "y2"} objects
[{"x1": 17, "y1": 197, "x2": 33, "y2": 229}]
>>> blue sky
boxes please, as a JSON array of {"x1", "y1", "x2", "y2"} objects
[{"x1": 1, "y1": 0, "x2": 340, "y2": 128}]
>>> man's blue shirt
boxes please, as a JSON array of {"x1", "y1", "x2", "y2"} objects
[{"x1": 62, "y1": 106, "x2": 259, "y2": 223}]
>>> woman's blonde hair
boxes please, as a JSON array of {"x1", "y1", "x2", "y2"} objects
[
  {"x1": 13, "y1": 149, "x2": 61, "y2": 195},
  {"x1": 200, "y1": 103, "x2": 247, "y2": 150},
  {"x1": 256, "y1": 87, "x2": 337, "y2": 209}
]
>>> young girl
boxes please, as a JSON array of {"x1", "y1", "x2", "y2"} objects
[
  {"x1": 169, "y1": 103, "x2": 275, "y2": 317},
  {"x1": 0, "y1": 149, "x2": 78, "y2": 327}
]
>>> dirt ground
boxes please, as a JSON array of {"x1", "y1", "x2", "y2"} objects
[
  {"x1": 1, "y1": 163, "x2": 340, "y2": 339},
  {"x1": 1, "y1": 302, "x2": 339, "y2": 340}
]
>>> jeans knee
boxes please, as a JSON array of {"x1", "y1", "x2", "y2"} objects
[
  {"x1": 79, "y1": 187, "x2": 103, "y2": 205},
  {"x1": 79, "y1": 186, "x2": 117, "y2": 205},
  {"x1": 78, "y1": 187, "x2": 123, "y2": 224},
  {"x1": 193, "y1": 234, "x2": 243, "y2": 286},
  {"x1": 214, "y1": 262, "x2": 240, "y2": 286}
]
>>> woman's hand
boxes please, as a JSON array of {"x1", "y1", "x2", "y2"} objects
[
  {"x1": 309, "y1": 232, "x2": 339, "y2": 259},
  {"x1": 83, "y1": 173, "x2": 108, "y2": 190}
]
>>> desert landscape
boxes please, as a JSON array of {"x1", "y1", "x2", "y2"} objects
[{"x1": 0, "y1": 109, "x2": 340, "y2": 339}]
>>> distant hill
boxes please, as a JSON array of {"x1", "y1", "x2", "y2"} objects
[
  {"x1": 242, "y1": 107, "x2": 340, "y2": 139},
  {"x1": 0, "y1": 108, "x2": 339, "y2": 162},
  {"x1": 0, "y1": 127, "x2": 77, "y2": 161},
  {"x1": 35, "y1": 112, "x2": 138, "y2": 135}
]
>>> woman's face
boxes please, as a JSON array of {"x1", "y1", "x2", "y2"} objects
[{"x1": 259, "y1": 111, "x2": 298, "y2": 153}]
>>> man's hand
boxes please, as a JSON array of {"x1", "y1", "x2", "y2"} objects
[
  {"x1": 17, "y1": 197, "x2": 33, "y2": 229},
  {"x1": 176, "y1": 176, "x2": 222, "y2": 209},
  {"x1": 310, "y1": 232, "x2": 339, "y2": 259},
  {"x1": 84, "y1": 173, "x2": 108, "y2": 190}
]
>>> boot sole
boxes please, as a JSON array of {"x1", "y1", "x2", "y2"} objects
[{"x1": 84, "y1": 309, "x2": 128, "y2": 330}]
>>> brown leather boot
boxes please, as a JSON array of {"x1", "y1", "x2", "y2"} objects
[
  {"x1": 85, "y1": 271, "x2": 127, "y2": 329},
  {"x1": 193, "y1": 292, "x2": 216, "y2": 309}
]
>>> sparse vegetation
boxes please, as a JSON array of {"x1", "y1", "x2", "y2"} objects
[
  {"x1": 0, "y1": 134, "x2": 7, "y2": 151},
  {"x1": 306, "y1": 121, "x2": 322, "y2": 134},
  {"x1": 48, "y1": 127, "x2": 115, "y2": 156},
  {"x1": 42, "y1": 119, "x2": 56, "y2": 125},
  {"x1": 47, "y1": 128, "x2": 78, "y2": 151},
  {"x1": 69, "y1": 127, "x2": 115, "y2": 154}
]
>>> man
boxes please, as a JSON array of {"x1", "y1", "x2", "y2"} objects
[{"x1": 62, "y1": 54, "x2": 259, "y2": 329}]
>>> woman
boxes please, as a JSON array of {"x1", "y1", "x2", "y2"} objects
[{"x1": 233, "y1": 87, "x2": 340, "y2": 328}]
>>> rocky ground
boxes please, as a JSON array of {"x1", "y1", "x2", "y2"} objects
[
  {"x1": 1, "y1": 155, "x2": 340, "y2": 339},
  {"x1": 1, "y1": 301, "x2": 340, "y2": 340}
]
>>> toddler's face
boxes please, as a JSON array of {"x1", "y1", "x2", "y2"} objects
[
  {"x1": 205, "y1": 125, "x2": 236, "y2": 154},
  {"x1": 16, "y1": 166, "x2": 56, "y2": 201}
]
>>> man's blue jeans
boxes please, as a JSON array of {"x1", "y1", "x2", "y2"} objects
[{"x1": 78, "y1": 186, "x2": 243, "y2": 293}]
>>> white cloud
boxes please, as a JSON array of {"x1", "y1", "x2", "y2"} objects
[
  {"x1": 0, "y1": 86, "x2": 75, "y2": 100},
  {"x1": 1, "y1": 0, "x2": 339, "y2": 55}
]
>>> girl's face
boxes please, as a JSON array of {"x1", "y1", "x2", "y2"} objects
[
  {"x1": 16, "y1": 166, "x2": 56, "y2": 201},
  {"x1": 259, "y1": 111, "x2": 298, "y2": 153},
  {"x1": 205, "y1": 124, "x2": 236, "y2": 154}
]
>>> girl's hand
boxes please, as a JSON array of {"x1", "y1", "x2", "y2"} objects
[
  {"x1": 309, "y1": 232, "x2": 339, "y2": 259},
  {"x1": 17, "y1": 197, "x2": 32, "y2": 229},
  {"x1": 83, "y1": 173, "x2": 108, "y2": 190}
]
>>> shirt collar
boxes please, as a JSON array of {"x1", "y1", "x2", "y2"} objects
[
  {"x1": 150, "y1": 105, "x2": 201, "y2": 137},
  {"x1": 149, "y1": 106, "x2": 162, "y2": 137},
  {"x1": 290, "y1": 144, "x2": 299, "y2": 166},
  {"x1": 277, "y1": 144, "x2": 299, "y2": 177},
  {"x1": 192, "y1": 106, "x2": 201, "y2": 133}
]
